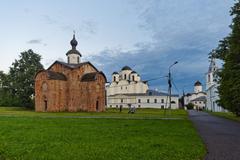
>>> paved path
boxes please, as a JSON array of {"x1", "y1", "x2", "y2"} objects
[{"x1": 188, "y1": 110, "x2": 240, "y2": 160}]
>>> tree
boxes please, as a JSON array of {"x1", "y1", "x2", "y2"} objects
[
  {"x1": 211, "y1": 0, "x2": 240, "y2": 116},
  {"x1": 0, "y1": 49, "x2": 44, "y2": 108}
]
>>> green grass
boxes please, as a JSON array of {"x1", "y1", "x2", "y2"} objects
[
  {"x1": 0, "y1": 107, "x2": 206, "y2": 160},
  {"x1": 209, "y1": 111, "x2": 240, "y2": 122}
]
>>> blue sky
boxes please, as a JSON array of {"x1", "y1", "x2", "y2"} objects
[{"x1": 0, "y1": 0, "x2": 234, "y2": 94}]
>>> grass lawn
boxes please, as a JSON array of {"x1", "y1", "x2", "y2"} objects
[
  {"x1": 0, "y1": 107, "x2": 206, "y2": 160},
  {"x1": 209, "y1": 111, "x2": 240, "y2": 122}
]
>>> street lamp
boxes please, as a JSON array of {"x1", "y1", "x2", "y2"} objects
[{"x1": 168, "y1": 61, "x2": 178, "y2": 110}]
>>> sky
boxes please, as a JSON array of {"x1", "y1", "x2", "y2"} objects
[{"x1": 0, "y1": 0, "x2": 234, "y2": 94}]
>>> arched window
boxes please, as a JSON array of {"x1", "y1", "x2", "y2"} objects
[
  {"x1": 113, "y1": 76, "x2": 116, "y2": 81},
  {"x1": 132, "y1": 75, "x2": 135, "y2": 81},
  {"x1": 77, "y1": 56, "x2": 80, "y2": 63},
  {"x1": 68, "y1": 57, "x2": 70, "y2": 63},
  {"x1": 124, "y1": 74, "x2": 127, "y2": 79}
]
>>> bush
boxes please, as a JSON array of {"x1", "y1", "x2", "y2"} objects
[{"x1": 186, "y1": 103, "x2": 194, "y2": 110}]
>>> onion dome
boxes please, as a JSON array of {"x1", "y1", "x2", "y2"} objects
[
  {"x1": 194, "y1": 81, "x2": 202, "y2": 86},
  {"x1": 112, "y1": 72, "x2": 118, "y2": 75},
  {"x1": 121, "y1": 66, "x2": 132, "y2": 71},
  {"x1": 66, "y1": 33, "x2": 82, "y2": 56},
  {"x1": 70, "y1": 34, "x2": 78, "y2": 49}
]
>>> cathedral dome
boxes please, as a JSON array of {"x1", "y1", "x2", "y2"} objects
[
  {"x1": 112, "y1": 72, "x2": 118, "y2": 75},
  {"x1": 121, "y1": 66, "x2": 132, "y2": 71},
  {"x1": 70, "y1": 34, "x2": 78, "y2": 48},
  {"x1": 194, "y1": 81, "x2": 202, "y2": 86}
]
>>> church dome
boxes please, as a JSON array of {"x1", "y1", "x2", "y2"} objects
[
  {"x1": 131, "y1": 71, "x2": 137, "y2": 74},
  {"x1": 70, "y1": 34, "x2": 78, "y2": 48},
  {"x1": 121, "y1": 66, "x2": 132, "y2": 71},
  {"x1": 194, "y1": 81, "x2": 202, "y2": 86},
  {"x1": 112, "y1": 72, "x2": 118, "y2": 75}
]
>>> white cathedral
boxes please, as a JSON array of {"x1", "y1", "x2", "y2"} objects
[
  {"x1": 205, "y1": 58, "x2": 227, "y2": 112},
  {"x1": 184, "y1": 81, "x2": 207, "y2": 109},
  {"x1": 106, "y1": 66, "x2": 179, "y2": 109}
]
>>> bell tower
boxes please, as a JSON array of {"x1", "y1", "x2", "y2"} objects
[
  {"x1": 206, "y1": 57, "x2": 217, "y2": 90},
  {"x1": 66, "y1": 32, "x2": 82, "y2": 64}
]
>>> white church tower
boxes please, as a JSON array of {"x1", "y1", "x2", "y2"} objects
[
  {"x1": 205, "y1": 57, "x2": 226, "y2": 112},
  {"x1": 66, "y1": 33, "x2": 82, "y2": 64},
  {"x1": 206, "y1": 57, "x2": 217, "y2": 90}
]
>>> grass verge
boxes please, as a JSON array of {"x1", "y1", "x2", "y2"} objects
[{"x1": 0, "y1": 107, "x2": 206, "y2": 160}]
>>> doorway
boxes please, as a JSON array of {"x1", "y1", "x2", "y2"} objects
[
  {"x1": 96, "y1": 100, "x2": 99, "y2": 112},
  {"x1": 44, "y1": 100, "x2": 48, "y2": 111}
]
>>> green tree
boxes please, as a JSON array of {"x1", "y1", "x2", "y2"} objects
[
  {"x1": 0, "y1": 49, "x2": 44, "y2": 108},
  {"x1": 211, "y1": 0, "x2": 240, "y2": 116}
]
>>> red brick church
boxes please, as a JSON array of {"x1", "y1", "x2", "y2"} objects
[{"x1": 35, "y1": 34, "x2": 106, "y2": 112}]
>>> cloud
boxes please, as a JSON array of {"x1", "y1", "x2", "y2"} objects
[
  {"x1": 27, "y1": 39, "x2": 42, "y2": 44},
  {"x1": 42, "y1": 15, "x2": 98, "y2": 36},
  {"x1": 87, "y1": 0, "x2": 233, "y2": 94}
]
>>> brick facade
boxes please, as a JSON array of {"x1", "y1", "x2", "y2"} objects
[{"x1": 35, "y1": 61, "x2": 106, "y2": 112}]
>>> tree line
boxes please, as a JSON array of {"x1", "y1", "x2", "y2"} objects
[
  {"x1": 210, "y1": 0, "x2": 240, "y2": 116},
  {"x1": 0, "y1": 49, "x2": 43, "y2": 108}
]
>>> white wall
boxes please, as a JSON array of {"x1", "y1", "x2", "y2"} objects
[{"x1": 107, "y1": 95, "x2": 179, "y2": 109}]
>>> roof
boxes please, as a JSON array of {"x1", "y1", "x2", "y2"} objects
[
  {"x1": 81, "y1": 71, "x2": 107, "y2": 82},
  {"x1": 81, "y1": 72, "x2": 98, "y2": 82},
  {"x1": 191, "y1": 96, "x2": 206, "y2": 102},
  {"x1": 194, "y1": 80, "x2": 202, "y2": 86},
  {"x1": 66, "y1": 49, "x2": 82, "y2": 56},
  {"x1": 131, "y1": 71, "x2": 137, "y2": 74},
  {"x1": 35, "y1": 70, "x2": 67, "y2": 81},
  {"x1": 47, "y1": 71, "x2": 67, "y2": 81},
  {"x1": 109, "y1": 90, "x2": 179, "y2": 97},
  {"x1": 47, "y1": 60, "x2": 99, "y2": 72},
  {"x1": 121, "y1": 66, "x2": 132, "y2": 71},
  {"x1": 147, "y1": 90, "x2": 179, "y2": 97}
]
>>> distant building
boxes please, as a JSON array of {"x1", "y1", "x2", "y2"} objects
[
  {"x1": 106, "y1": 66, "x2": 179, "y2": 109},
  {"x1": 205, "y1": 58, "x2": 227, "y2": 112},
  {"x1": 184, "y1": 81, "x2": 206, "y2": 109},
  {"x1": 35, "y1": 34, "x2": 106, "y2": 112}
]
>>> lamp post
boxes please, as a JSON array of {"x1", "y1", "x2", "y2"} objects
[{"x1": 168, "y1": 61, "x2": 178, "y2": 110}]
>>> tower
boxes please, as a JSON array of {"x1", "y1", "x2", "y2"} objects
[
  {"x1": 194, "y1": 81, "x2": 202, "y2": 93},
  {"x1": 66, "y1": 33, "x2": 82, "y2": 64},
  {"x1": 206, "y1": 57, "x2": 217, "y2": 89}
]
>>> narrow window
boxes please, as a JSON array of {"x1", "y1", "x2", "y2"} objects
[
  {"x1": 68, "y1": 57, "x2": 70, "y2": 63},
  {"x1": 113, "y1": 76, "x2": 116, "y2": 81},
  {"x1": 161, "y1": 105, "x2": 164, "y2": 109},
  {"x1": 147, "y1": 99, "x2": 150, "y2": 103},
  {"x1": 124, "y1": 74, "x2": 127, "y2": 79},
  {"x1": 138, "y1": 99, "x2": 141, "y2": 103},
  {"x1": 161, "y1": 99, "x2": 164, "y2": 103},
  {"x1": 121, "y1": 99, "x2": 123, "y2": 103},
  {"x1": 132, "y1": 75, "x2": 135, "y2": 81},
  {"x1": 154, "y1": 99, "x2": 157, "y2": 103},
  {"x1": 77, "y1": 56, "x2": 80, "y2": 63}
]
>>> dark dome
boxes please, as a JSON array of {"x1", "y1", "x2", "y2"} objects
[
  {"x1": 112, "y1": 72, "x2": 118, "y2": 75},
  {"x1": 131, "y1": 71, "x2": 137, "y2": 74},
  {"x1": 70, "y1": 34, "x2": 78, "y2": 48},
  {"x1": 194, "y1": 81, "x2": 202, "y2": 86},
  {"x1": 121, "y1": 66, "x2": 132, "y2": 71}
]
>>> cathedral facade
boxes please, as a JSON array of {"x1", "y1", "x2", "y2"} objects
[
  {"x1": 35, "y1": 34, "x2": 106, "y2": 112},
  {"x1": 106, "y1": 66, "x2": 179, "y2": 109}
]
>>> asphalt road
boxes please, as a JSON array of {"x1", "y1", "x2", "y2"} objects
[{"x1": 188, "y1": 110, "x2": 240, "y2": 160}]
